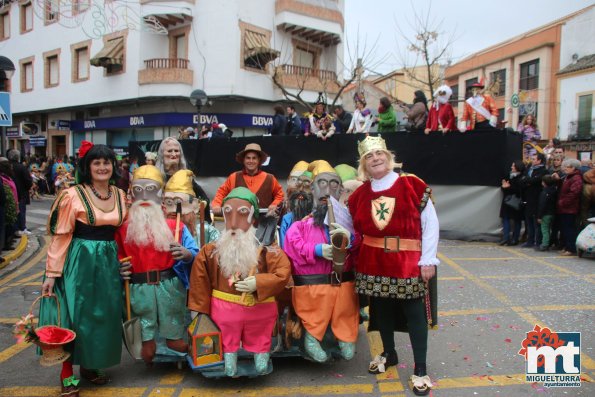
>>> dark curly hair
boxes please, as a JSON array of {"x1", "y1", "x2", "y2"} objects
[{"x1": 77, "y1": 144, "x2": 120, "y2": 185}]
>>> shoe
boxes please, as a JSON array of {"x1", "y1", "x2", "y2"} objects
[
  {"x1": 359, "y1": 307, "x2": 369, "y2": 322},
  {"x1": 498, "y1": 240, "x2": 509, "y2": 246},
  {"x1": 79, "y1": 368, "x2": 109, "y2": 385},
  {"x1": 253, "y1": 352, "x2": 270, "y2": 374},
  {"x1": 304, "y1": 331, "x2": 328, "y2": 362},
  {"x1": 368, "y1": 350, "x2": 398, "y2": 374},
  {"x1": 537, "y1": 246, "x2": 549, "y2": 252},
  {"x1": 224, "y1": 352, "x2": 238, "y2": 377},
  {"x1": 506, "y1": 240, "x2": 519, "y2": 246},
  {"x1": 141, "y1": 340, "x2": 156, "y2": 365},
  {"x1": 338, "y1": 340, "x2": 356, "y2": 360},
  {"x1": 560, "y1": 250, "x2": 575, "y2": 256},
  {"x1": 521, "y1": 242, "x2": 534, "y2": 248},
  {"x1": 165, "y1": 338, "x2": 188, "y2": 353},
  {"x1": 61, "y1": 376, "x2": 80, "y2": 397},
  {"x1": 22, "y1": 229, "x2": 32, "y2": 235},
  {"x1": 410, "y1": 374, "x2": 433, "y2": 396}
]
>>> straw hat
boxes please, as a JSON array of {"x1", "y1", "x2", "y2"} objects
[{"x1": 235, "y1": 143, "x2": 268, "y2": 164}]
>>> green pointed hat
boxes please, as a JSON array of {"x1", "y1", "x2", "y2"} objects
[
  {"x1": 334, "y1": 164, "x2": 357, "y2": 183},
  {"x1": 223, "y1": 187, "x2": 260, "y2": 218}
]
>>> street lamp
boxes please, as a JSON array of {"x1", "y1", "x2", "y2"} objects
[
  {"x1": 0, "y1": 56, "x2": 15, "y2": 155},
  {"x1": 189, "y1": 89, "x2": 208, "y2": 133}
]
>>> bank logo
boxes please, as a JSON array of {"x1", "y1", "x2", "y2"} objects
[{"x1": 518, "y1": 325, "x2": 581, "y2": 387}]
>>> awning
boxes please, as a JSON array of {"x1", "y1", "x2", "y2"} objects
[
  {"x1": 90, "y1": 37, "x2": 124, "y2": 67},
  {"x1": 244, "y1": 30, "x2": 279, "y2": 69}
]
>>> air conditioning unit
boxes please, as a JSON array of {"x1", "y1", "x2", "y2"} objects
[{"x1": 20, "y1": 122, "x2": 40, "y2": 135}]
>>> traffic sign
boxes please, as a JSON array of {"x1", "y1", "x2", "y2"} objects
[{"x1": 0, "y1": 92, "x2": 11, "y2": 126}]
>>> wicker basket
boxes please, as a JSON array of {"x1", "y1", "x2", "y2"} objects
[{"x1": 27, "y1": 295, "x2": 76, "y2": 367}]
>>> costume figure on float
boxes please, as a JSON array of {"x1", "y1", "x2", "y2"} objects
[
  {"x1": 348, "y1": 136, "x2": 439, "y2": 396},
  {"x1": 162, "y1": 169, "x2": 219, "y2": 250},
  {"x1": 425, "y1": 85, "x2": 456, "y2": 135},
  {"x1": 280, "y1": 161, "x2": 314, "y2": 248},
  {"x1": 116, "y1": 166, "x2": 199, "y2": 365},
  {"x1": 188, "y1": 187, "x2": 291, "y2": 376},
  {"x1": 283, "y1": 160, "x2": 359, "y2": 363},
  {"x1": 347, "y1": 92, "x2": 373, "y2": 133},
  {"x1": 459, "y1": 80, "x2": 498, "y2": 131},
  {"x1": 39, "y1": 143, "x2": 127, "y2": 397},
  {"x1": 306, "y1": 95, "x2": 336, "y2": 139}
]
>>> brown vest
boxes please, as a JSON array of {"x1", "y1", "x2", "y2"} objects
[{"x1": 234, "y1": 171, "x2": 274, "y2": 208}]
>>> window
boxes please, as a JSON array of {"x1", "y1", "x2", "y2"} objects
[
  {"x1": 490, "y1": 69, "x2": 506, "y2": 97},
  {"x1": 295, "y1": 47, "x2": 315, "y2": 69},
  {"x1": 73, "y1": 0, "x2": 90, "y2": 14},
  {"x1": 449, "y1": 84, "x2": 459, "y2": 105},
  {"x1": 174, "y1": 35, "x2": 186, "y2": 59},
  {"x1": 44, "y1": 0, "x2": 59, "y2": 24},
  {"x1": 45, "y1": 53, "x2": 59, "y2": 87},
  {"x1": 0, "y1": 11, "x2": 9, "y2": 40},
  {"x1": 465, "y1": 77, "x2": 478, "y2": 99},
  {"x1": 20, "y1": 58, "x2": 34, "y2": 92},
  {"x1": 239, "y1": 21, "x2": 279, "y2": 72},
  {"x1": 75, "y1": 47, "x2": 89, "y2": 81},
  {"x1": 20, "y1": 2, "x2": 33, "y2": 33},
  {"x1": 519, "y1": 59, "x2": 539, "y2": 91},
  {"x1": 578, "y1": 94, "x2": 593, "y2": 138}
]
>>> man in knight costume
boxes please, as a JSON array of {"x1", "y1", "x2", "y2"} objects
[
  {"x1": 188, "y1": 187, "x2": 291, "y2": 376},
  {"x1": 459, "y1": 81, "x2": 498, "y2": 131},
  {"x1": 283, "y1": 160, "x2": 359, "y2": 363},
  {"x1": 116, "y1": 166, "x2": 199, "y2": 365}
]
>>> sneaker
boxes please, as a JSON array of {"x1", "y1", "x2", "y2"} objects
[
  {"x1": 560, "y1": 250, "x2": 575, "y2": 256},
  {"x1": 22, "y1": 229, "x2": 32, "y2": 235}
]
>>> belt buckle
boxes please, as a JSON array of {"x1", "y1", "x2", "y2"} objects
[
  {"x1": 146, "y1": 270, "x2": 160, "y2": 285},
  {"x1": 384, "y1": 236, "x2": 400, "y2": 253},
  {"x1": 244, "y1": 294, "x2": 256, "y2": 307},
  {"x1": 330, "y1": 271, "x2": 341, "y2": 286}
]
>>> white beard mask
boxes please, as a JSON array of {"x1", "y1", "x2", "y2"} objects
[
  {"x1": 214, "y1": 226, "x2": 259, "y2": 279},
  {"x1": 125, "y1": 200, "x2": 174, "y2": 252}
]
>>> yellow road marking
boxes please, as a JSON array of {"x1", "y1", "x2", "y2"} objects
[
  {"x1": 0, "y1": 237, "x2": 47, "y2": 289},
  {"x1": 448, "y1": 257, "x2": 519, "y2": 261},
  {"x1": 530, "y1": 304, "x2": 595, "y2": 311},
  {"x1": 440, "y1": 252, "x2": 595, "y2": 372},
  {"x1": 434, "y1": 373, "x2": 526, "y2": 389},
  {"x1": 0, "y1": 236, "x2": 28, "y2": 269},
  {"x1": 7, "y1": 282, "x2": 41, "y2": 287},
  {"x1": 378, "y1": 382, "x2": 404, "y2": 392},
  {"x1": 159, "y1": 372, "x2": 185, "y2": 385},
  {"x1": 439, "y1": 308, "x2": 506, "y2": 316},
  {"x1": 437, "y1": 276, "x2": 465, "y2": 280},
  {"x1": 0, "y1": 343, "x2": 31, "y2": 364},
  {"x1": 480, "y1": 274, "x2": 570, "y2": 279},
  {"x1": 0, "y1": 317, "x2": 38, "y2": 324},
  {"x1": 381, "y1": 394, "x2": 405, "y2": 397},
  {"x1": 178, "y1": 384, "x2": 375, "y2": 397},
  {"x1": 148, "y1": 388, "x2": 176, "y2": 397}
]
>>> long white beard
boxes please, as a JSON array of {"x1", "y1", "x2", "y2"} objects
[
  {"x1": 214, "y1": 227, "x2": 260, "y2": 279},
  {"x1": 125, "y1": 201, "x2": 174, "y2": 252}
]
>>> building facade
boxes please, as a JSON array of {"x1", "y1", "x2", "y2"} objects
[{"x1": 0, "y1": 0, "x2": 344, "y2": 157}]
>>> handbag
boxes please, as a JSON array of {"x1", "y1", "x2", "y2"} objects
[{"x1": 504, "y1": 195, "x2": 522, "y2": 211}]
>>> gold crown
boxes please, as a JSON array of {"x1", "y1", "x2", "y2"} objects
[
  {"x1": 358, "y1": 136, "x2": 387, "y2": 158},
  {"x1": 133, "y1": 165, "x2": 164, "y2": 187},
  {"x1": 164, "y1": 170, "x2": 195, "y2": 197}
]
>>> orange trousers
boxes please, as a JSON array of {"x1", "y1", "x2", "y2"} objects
[{"x1": 292, "y1": 281, "x2": 359, "y2": 343}]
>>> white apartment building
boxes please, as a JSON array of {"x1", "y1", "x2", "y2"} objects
[{"x1": 0, "y1": 0, "x2": 344, "y2": 157}]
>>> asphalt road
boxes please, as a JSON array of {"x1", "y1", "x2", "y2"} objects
[{"x1": 0, "y1": 196, "x2": 593, "y2": 397}]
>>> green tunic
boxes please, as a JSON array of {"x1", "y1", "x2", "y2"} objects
[{"x1": 39, "y1": 185, "x2": 126, "y2": 369}]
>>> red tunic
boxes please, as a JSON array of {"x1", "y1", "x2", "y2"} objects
[
  {"x1": 116, "y1": 218, "x2": 179, "y2": 273},
  {"x1": 348, "y1": 174, "x2": 431, "y2": 299},
  {"x1": 426, "y1": 102, "x2": 456, "y2": 131}
]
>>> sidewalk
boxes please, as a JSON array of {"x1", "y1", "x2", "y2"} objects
[
  {"x1": 0, "y1": 236, "x2": 28, "y2": 271},
  {"x1": 0, "y1": 235, "x2": 42, "y2": 276}
]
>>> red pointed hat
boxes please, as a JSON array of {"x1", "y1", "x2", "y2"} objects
[
  {"x1": 78, "y1": 140, "x2": 94, "y2": 158},
  {"x1": 471, "y1": 78, "x2": 485, "y2": 89}
]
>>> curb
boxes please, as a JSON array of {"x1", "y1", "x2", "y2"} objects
[{"x1": 0, "y1": 235, "x2": 28, "y2": 270}]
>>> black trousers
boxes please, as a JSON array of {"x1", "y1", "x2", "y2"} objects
[{"x1": 370, "y1": 296, "x2": 427, "y2": 364}]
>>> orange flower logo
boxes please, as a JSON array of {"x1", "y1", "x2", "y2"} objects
[{"x1": 518, "y1": 325, "x2": 566, "y2": 368}]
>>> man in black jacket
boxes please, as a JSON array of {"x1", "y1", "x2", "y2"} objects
[
  {"x1": 286, "y1": 105, "x2": 303, "y2": 135},
  {"x1": 333, "y1": 106, "x2": 353, "y2": 134},
  {"x1": 521, "y1": 153, "x2": 548, "y2": 247},
  {"x1": 7, "y1": 149, "x2": 32, "y2": 236}
]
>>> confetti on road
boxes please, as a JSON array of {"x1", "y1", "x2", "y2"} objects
[
  {"x1": 486, "y1": 362, "x2": 494, "y2": 368},
  {"x1": 504, "y1": 338, "x2": 512, "y2": 343},
  {"x1": 476, "y1": 316, "x2": 489, "y2": 321}
]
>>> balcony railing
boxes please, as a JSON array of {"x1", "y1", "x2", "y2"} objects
[
  {"x1": 568, "y1": 118, "x2": 595, "y2": 140},
  {"x1": 144, "y1": 58, "x2": 189, "y2": 69},
  {"x1": 281, "y1": 64, "x2": 337, "y2": 81},
  {"x1": 139, "y1": 58, "x2": 192, "y2": 85}
]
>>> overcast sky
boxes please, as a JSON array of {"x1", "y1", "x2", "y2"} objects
[{"x1": 344, "y1": 0, "x2": 594, "y2": 75}]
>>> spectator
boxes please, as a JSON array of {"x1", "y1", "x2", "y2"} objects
[
  {"x1": 398, "y1": 90, "x2": 428, "y2": 132},
  {"x1": 548, "y1": 154, "x2": 565, "y2": 178},
  {"x1": 580, "y1": 166, "x2": 595, "y2": 227},
  {"x1": 217, "y1": 123, "x2": 233, "y2": 138},
  {"x1": 518, "y1": 115, "x2": 541, "y2": 162},
  {"x1": 543, "y1": 138, "x2": 560, "y2": 161},
  {"x1": 199, "y1": 124, "x2": 212, "y2": 139},
  {"x1": 286, "y1": 105, "x2": 303, "y2": 135},
  {"x1": 347, "y1": 92, "x2": 372, "y2": 133},
  {"x1": 333, "y1": 105, "x2": 352, "y2": 134},
  {"x1": 375, "y1": 97, "x2": 397, "y2": 133},
  {"x1": 552, "y1": 145, "x2": 565, "y2": 159},
  {"x1": 178, "y1": 127, "x2": 194, "y2": 140},
  {"x1": 269, "y1": 105, "x2": 287, "y2": 135},
  {"x1": 145, "y1": 152, "x2": 157, "y2": 166},
  {"x1": 556, "y1": 158, "x2": 583, "y2": 256},
  {"x1": 520, "y1": 153, "x2": 548, "y2": 247},
  {"x1": 0, "y1": 158, "x2": 18, "y2": 250},
  {"x1": 116, "y1": 161, "x2": 130, "y2": 192},
  {"x1": 536, "y1": 175, "x2": 558, "y2": 251},
  {"x1": 7, "y1": 149, "x2": 32, "y2": 236},
  {"x1": 307, "y1": 100, "x2": 333, "y2": 136},
  {"x1": 500, "y1": 160, "x2": 525, "y2": 246}
]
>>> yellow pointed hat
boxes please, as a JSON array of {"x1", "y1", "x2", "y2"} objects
[
  {"x1": 290, "y1": 161, "x2": 309, "y2": 177},
  {"x1": 358, "y1": 135, "x2": 388, "y2": 158},
  {"x1": 308, "y1": 160, "x2": 336, "y2": 179},
  {"x1": 133, "y1": 165, "x2": 164, "y2": 187},
  {"x1": 164, "y1": 169, "x2": 195, "y2": 197}
]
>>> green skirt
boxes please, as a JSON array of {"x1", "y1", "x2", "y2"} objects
[{"x1": 39, "y1": 237, "x2": 123, "y2": 369}]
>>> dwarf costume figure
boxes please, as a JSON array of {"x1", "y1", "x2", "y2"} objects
[
  {"x1": 459, "y1": 81, "x2": 498, "y2": 131},
  {"x1": 115, "y1": 166, "x2": 199, "y2": 364},
  {"x1": 306, "y1": 97, "x2": 336, "y2": 139},
  {"x1": 162, "y1": 170, "x2": 219, "y2": 251},
  {"x1": 188, "y1": 187, "x2": 291, "y2": 376},
  {"x1": 283, "y1": 160, "x2": 359, "y2": 362},
  {"x1": 425, "y1": 85, "x2": 456, "y2": 134}
]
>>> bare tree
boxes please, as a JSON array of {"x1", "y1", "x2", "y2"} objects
[{"x1": 394, "y1": 1, "x2": 457, "y2": 101}]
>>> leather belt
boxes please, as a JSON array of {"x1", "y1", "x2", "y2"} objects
[
  {"x1": 130, "y1": 268, "x2": 176, "y2": 285},
  {"x1": 293, "y1": 271, "x2": 355, "y2": 286},
  {"x1": 212, "y1": 289, "x2": 275, "y2": 307},
  {"x1": 363, "y1": 235, "x2": 421, "y2": 253}
]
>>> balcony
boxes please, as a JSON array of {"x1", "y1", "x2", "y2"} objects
[
  {"x1": 275, "y1": 0, "x2": 342, "y2": 47},
  {"x1": 275, "y1": 64, "x2": 340, "y2": 94},
  {"x1": 141, "y1": 0, "x2": 194, "y2": 30},
  {"x1": 138, "y1": 58, "x2": 193, "y2": 85},
  {"x1": 568, "y1": 118, "x2": 595, "y2": 140}
]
